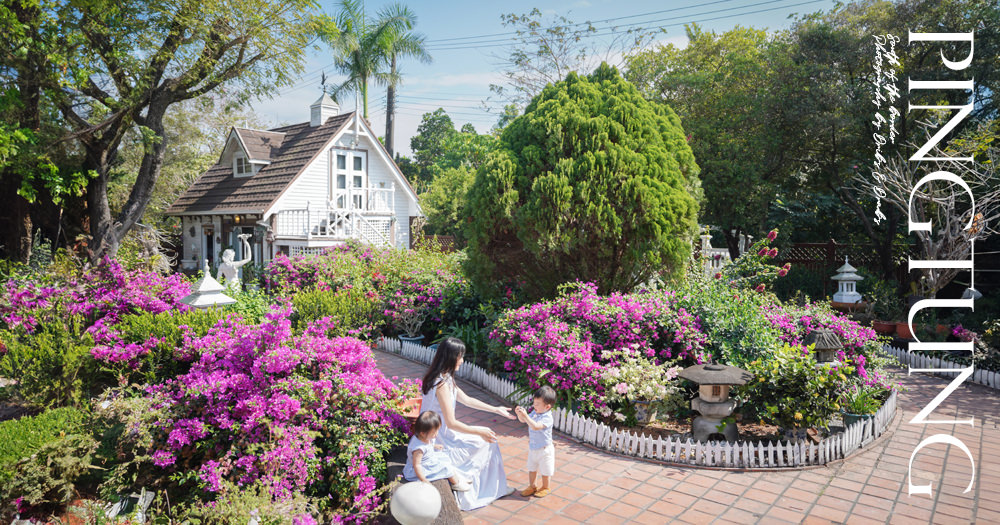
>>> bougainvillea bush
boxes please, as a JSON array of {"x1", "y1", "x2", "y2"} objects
[
  {"x1": 489, "y1": 282, "x2": 710, "y2": 421},
  {"x1": 104, "y1": 306, "x2": 416, "y2": 523},
  {"x1": 265, "y1": 242, "x2": 471, "y2": 339}
]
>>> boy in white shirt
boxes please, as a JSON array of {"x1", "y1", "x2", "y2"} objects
[{"x1": 515, "y1": 386, "x2": 556, "y2": 498}]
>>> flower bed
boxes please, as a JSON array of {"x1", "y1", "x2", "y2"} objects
[{"x1": 0, "y1": 257, "x2": 420, "y2": 524}]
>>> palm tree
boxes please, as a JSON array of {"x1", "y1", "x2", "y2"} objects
[
  {"x1": 322, "y1": 0, "x2": 428, "y2": 127},
  {"x1": 380, "y1": 4, "x2": 430, "y2": 157}
]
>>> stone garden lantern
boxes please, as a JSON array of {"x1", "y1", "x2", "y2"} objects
[
  {"x1": 678, "y1": 363, "x2": 754, "y2": 442},
  {"x1": 179, "y1": 260, "x2": 236, "y2": 309},
  {"x1": 804, "y1": 328, "x2": 843, "y2": 363},
  {"x1": 831, "y1": 256, "x2": 863, "y2": 303}
]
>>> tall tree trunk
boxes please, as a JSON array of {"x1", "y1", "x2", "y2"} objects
[
  {"x1": 87, "y1": 97, "x2": 171, "y2": 263},
  {"x1": 385, "y1": 55, "x2": 397, "y2": 157}
]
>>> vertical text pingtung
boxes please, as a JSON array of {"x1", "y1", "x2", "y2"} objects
[{"x1": 904, "y1": 31, "x2": 976, "y2": 497}]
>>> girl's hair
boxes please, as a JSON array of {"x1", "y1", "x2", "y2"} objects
[
  {"x1": 414, "y1": 411, "x2": 442, "y2": 435},
  {"x1": 421, "y1": 337, "x2": 466, "y2": 395}
]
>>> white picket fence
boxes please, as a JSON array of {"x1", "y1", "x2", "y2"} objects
[
  {"x1": 882, "y1": 344, "x2": 999, "y2": 389},
  {"x1": 379, "y1": 337, "x2": 899, "y2": 469}
]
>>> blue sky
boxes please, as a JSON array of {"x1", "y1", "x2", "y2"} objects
[{"x1": 250, "y1": 0, "x2": 839, "y2": 156}]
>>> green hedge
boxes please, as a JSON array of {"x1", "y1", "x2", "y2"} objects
[{"x1": 0, "y1": 407, "x2": 87, "y2": 486}]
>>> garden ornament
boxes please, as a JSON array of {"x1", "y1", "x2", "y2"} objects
[
  {"x1": 803, "y1": 329, "x2": 843, "y2": 363},
  {"x1": 831, "y1": 257, "x2": 864, "y2": 303},
  {"x1": 218, "y1": 233, "x2": 253, "y2": 291},
  {"x1": 679, "y1": 363, "x2": 753, "y2": 442},
  {"x1": 179, "y1": 260, "x2": 237, "y2": 308},
  {"x1": 390, "y1": 481, "x2": 441, "y2": 525}
]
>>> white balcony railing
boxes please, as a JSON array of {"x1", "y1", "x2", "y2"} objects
[
  {"x1": 328, "y1": 184, "x2": 395, "y2": 214},
  {"x1": 274, "y1": 207, "x2": 394, "y2": 247}
]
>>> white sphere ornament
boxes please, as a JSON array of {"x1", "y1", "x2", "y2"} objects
[{"x1": 389, "y1": 481, "x2": 441, "y2": 525}]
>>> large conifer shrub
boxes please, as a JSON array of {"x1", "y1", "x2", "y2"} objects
[{"x1": 466, "y1": 63, "x2": 701, "y2": 299}]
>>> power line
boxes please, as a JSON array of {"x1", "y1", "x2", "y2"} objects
[
  {"x1": 423, "y1": 0, "x2": 742, "y2": 44},
  {"x1": 425, "y1": 0, "x2": 827, "y2": 51}
]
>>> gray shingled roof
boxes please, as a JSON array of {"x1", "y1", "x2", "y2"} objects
[
  {"x1": 166, "y1": 113, "x2": 354, "y2": 215},
  {"x1": 234, "y1": 128, "x2": 286, "y2": 162}
]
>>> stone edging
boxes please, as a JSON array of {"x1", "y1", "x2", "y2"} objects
[{"x1": 380, "y1": 337, "x2": 898, "y2": 470}]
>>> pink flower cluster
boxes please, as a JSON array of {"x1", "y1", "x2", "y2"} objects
[
  {"x1": 147, "y1": 305, "x2": 410, "y2": 519},
  {"x1": 762, "y1": 303, "x2": 886, "y2": 387},
  {"x1": 491, "y1": 283, "x2": 710, "y2": 416},
  {"x1": 1, "y1": 258, "x2": 190, "y2": 336}
]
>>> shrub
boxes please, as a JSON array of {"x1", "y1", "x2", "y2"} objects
[
  {"x1": 1, "y1": 434, "x2": 98, "y2": 520},
  {"x1": 292, "y1": 287, "x2": 381, "y2": 340},
  {"x1": 740, "y1": 344, "x2": 848, "y2": 430},
  {"x1": 0, "y1": 407, "x2": 93, "y2": 519},
  {"x1": 491, "y1": 282, "x2": 710, "y2": 418},
  {"x1": 598, "y1": 349, "x2": 683, "y2": 425},
  {"x1": 466, "y1": 63, "x2": 701, "y2": 300},
  {"x1": 90, "y1": 309, "x2": 226, "y2": 384},
  {"x1": 132, "y1": 306, "x2": 414, "y2": 523},
  {"x1": 0, "y1": 407, "x2": 87, "y2": 484},
  {"x1": 0, "y1": 320, "x2": 103, "y2": 408}
]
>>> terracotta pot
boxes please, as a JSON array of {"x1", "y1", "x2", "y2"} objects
[
  {"x1": 936, "y1": 324, "x2": 951, "y2": 336},
  {"x1": 872, "y1": 320, "x2": 896, "y2": 334},
  {"x1": 896, "y1": 322, "x2": 915, "y2": 339}
]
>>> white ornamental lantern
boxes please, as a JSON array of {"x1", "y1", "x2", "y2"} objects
[
  {"x1": 390, "y1": 482, "x2": 441, "y2": 525},
  {"x1": 179, "y1": 260, "x2": 237, "y2": 309},
  {"x1": 831, "y1": 256, "x2": 863, "y2": 304}
]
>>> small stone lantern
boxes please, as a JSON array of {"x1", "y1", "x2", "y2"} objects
[
  {"x1": 179, "y1": 260, "x2": 237, "y2": 309},
  {"x1": 804, "y1": 329, "x2": 842, "y2": 363},
  {"x1": 678, "y1": 363, "x2": 753, "y2": 442},
  {"x1": 831, "y1": 256, "x2": 863, "y2": 303}
]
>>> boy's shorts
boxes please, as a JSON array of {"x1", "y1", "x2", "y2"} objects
[{"x1": 526, "y1": 444, "x2": 555, "y2": 476}]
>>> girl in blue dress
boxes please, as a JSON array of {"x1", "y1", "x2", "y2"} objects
[{"x1": 403, "y1": 411, "x2": 471, "y2": 492}]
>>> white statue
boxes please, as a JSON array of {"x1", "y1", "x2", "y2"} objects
[{"x1": 217, "y1": 233, "x2": 252, "y2": 291}]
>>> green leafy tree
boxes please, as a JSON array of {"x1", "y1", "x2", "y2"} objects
[
  {"x1": 490, "y1": 8, "x2": 658, "y2": 111},
  {"x1": 108, "y1": 96, "x2": 268, "y2": 228},
  {"x1": 466, "y1": 64, "x2": 701, "y2": 299},
  {"x1": 419, "y1": 166, "x2": 474, "y2": 243},
  {"x1": 626, "y1": 25, "x2": 800, "y2": 259},
  {"x1": 12, "y1": 0, "x2": 322, "y2": 262},
  {"x1": 0, "y1": 0, "x2": 91, "y2": 262},
  {"x1": 408, "y1": 108, "x2": 457, "y2": 188}
]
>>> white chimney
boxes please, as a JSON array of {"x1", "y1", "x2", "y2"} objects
[{"x1": 310, "y1": 94, "x2": 339, "y2": 127}]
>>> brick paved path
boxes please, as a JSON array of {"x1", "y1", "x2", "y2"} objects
[{"x1": 375, "y1": 350, "x2": 1000, "y2": 524}]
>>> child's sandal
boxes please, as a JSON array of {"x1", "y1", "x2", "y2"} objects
[
  {"x1": 520, "y1": 486, "x2": 537, "y2": 497},
  {"x1": 533, "y1": 488, "x2": 551, "y2": 498}
]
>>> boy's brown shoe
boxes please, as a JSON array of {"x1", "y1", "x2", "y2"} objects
[
  {"x1": 520, "y1": 486, "x2": 537, "y2": 497},
  {"x1": 533, "y1": 488, "x2": 551, "y2": 498}
]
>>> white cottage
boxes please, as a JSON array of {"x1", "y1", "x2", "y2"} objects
[{"x1": 167, "y1": 95, "x2": 421, "y2": 269}]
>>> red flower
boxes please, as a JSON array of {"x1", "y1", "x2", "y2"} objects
[
  {"x1": 768, "y1": 248, "x2": 778, "y2": 257},
  {"x1": 757, "y1": 248, "x2": 768, "y2": 256},
  {"x1": 767, "y1": 229, "x2": 778, "y2": 241},
  {"x1": 714, "y1": 272, "x2": 722, "y2": 279},
  {"x1": 778, "y1": 268, "x2": 788, "y2": 277},
  {"x1": 755, "y1": 284, "x2": 765, "y2": 292}
]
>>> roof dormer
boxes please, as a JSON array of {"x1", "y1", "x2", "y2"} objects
[{"x1": 222, "y1": 127, "x2": 286, "y2": 177}]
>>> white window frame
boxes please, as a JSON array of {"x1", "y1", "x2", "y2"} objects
[
  {"x1": 234, "y1": 154, "x2": 252, "y2": 177},
  {"x1": 329, "y1": 149, "x2": 367, "y2": 210}
]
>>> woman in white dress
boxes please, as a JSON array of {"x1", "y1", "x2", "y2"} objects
[{"x1": 420, "y1": 337, "x2": 515, "y2": 510}]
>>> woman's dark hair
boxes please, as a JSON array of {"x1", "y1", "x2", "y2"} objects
[
  {"x1": 414, "y1": 411, "x2": 442, "y2": 435},
  {"x1": 421, "y1": 337, "x2": 466, "y2": 395}
]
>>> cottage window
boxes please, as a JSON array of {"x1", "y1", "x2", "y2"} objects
[{"x1": 235, "y1": 156, "x2": 251, "y2": 176}]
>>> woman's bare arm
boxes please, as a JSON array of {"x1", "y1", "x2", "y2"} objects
[
  {"x1": 436, "y1": 380, "x2": 496, "y2": 441},
  {"x1": 455, "y1": 385, "x2": 515, "y2": 420}
]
